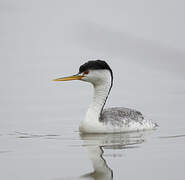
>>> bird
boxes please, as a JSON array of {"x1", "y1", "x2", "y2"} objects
[{"x1": 53, "y1": 60, "x2": 158, "y2": 133}]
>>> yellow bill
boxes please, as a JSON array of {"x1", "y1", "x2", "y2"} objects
[{"x1": 53, "y1": 75, "x2": 84, "y2": 81}]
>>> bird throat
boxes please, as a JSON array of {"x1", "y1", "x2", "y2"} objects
[{"x1": 85, "y1": 78, "x2": 112, "y2": 123}]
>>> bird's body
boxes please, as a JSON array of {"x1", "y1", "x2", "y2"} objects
[
  {"x1": 79, "y1": 108, "x2": 157, "y2": 133},
  {"x1": 101, "y1": 107, "x2": 156, "y2": 131},
  {"x1": 54, "y1": 60, "x2": 158, "y2": 133}
]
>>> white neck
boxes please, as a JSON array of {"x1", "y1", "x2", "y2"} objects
[
  {"x1": 79, "y1": 70, "x2": 112, "y2": 133},
  {"x1": 86, "y1": 71, "x2": 112, "y2": 122},
  {"x1": 87, "y1": 82, "x2": 111, "y2": 120}
]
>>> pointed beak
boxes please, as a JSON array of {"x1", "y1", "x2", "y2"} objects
[{"x1": 53, "y1": 74, "x2": 84, "y2": 82}]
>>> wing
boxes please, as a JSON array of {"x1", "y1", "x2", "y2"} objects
[{"x1": 100, "y1": 107, "x2": 145, "y2": 127}]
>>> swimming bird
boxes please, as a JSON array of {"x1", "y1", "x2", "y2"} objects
[{"x1": 53, "y1": 60, "x2": 158, "y2": 133}]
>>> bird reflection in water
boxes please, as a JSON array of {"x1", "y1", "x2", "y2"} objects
[{"x1": 80, "y1": 132, "x2": 146, "y2": 180}]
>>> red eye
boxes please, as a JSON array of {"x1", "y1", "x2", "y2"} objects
[{"x1": 84, "y1": 70, "x2": 89, "y2": 75}]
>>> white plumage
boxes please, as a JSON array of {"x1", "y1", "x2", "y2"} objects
[
  {"x1": 54, "y1": 60, "x2": 158, "y2": 133},
  {"x1": 79, "y1": 69, "x2": 157, "y2": 133}
]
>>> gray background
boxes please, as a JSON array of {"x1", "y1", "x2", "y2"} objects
[{"x1": 0, "y1": 1, "x2": 185, "y2": 180}]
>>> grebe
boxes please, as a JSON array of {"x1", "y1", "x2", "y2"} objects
[{"x1": 53, "y1": 60, "x2": 158, "y2": 133}]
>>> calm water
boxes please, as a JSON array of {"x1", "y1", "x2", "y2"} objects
[
  {"x1": 0, "y1": 62, "x2": 185, "y2": 180},
  {"x1": 0, "y1": 117, "x2": 185, "y2": 180},
  {"x1": 1, "y1": 1, "x2": 185, "y2": 179}
]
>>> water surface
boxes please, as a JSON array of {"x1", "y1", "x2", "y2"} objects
[{"x1": 1, "y1": 1, "x2": 185, "y2": 179}]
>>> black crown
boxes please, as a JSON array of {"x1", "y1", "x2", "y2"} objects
[{"x1": 79, "y1": 60, "x2": 113, "y2": 76}]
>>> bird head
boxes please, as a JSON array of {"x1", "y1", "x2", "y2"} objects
[{"x1": 53, "y1": 60, "x2": 113, "y2": 86}]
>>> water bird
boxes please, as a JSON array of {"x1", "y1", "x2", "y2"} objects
[{"x1": 53, "y1": 60, "x2": 158, "y2": 133}]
